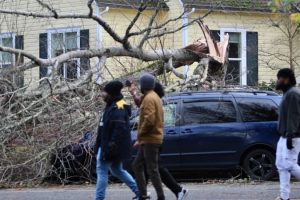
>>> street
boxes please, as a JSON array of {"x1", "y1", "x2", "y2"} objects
[{"x1": 1, "y1": 182, "x2": 300, "y2": 200}]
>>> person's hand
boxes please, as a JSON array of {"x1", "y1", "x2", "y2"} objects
[
  {"x1": 133, "y1": 141, "x2": 140, "y2": 149},
  {"x1": 126, "y1": 80, "x2": 137, "y2": 94},
  {"x1": 287, "y1": 137, "x2": 294, "y2": 150}
]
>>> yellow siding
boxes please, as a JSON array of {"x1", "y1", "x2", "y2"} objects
[
  {"x1": 0, "y1": 0, "x2": 298, "y2": 88},
  {"x1": 0, "y1": 0, "x2": 98, "y2": 89},
  {"x1": 188, "y1": 11, "x2": 294, "y2": 84}
]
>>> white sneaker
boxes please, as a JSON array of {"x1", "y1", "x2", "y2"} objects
[{"x1": 177, "y1": 188, "x2": 188, "y2": 200}]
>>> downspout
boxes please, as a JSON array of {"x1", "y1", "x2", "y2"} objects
[
  {"x1": 178, "y1": 0, "x2": 195, "y2": 77},
  {"x1": 95, "y1": 3, "x2": 109, "y2": 84}
]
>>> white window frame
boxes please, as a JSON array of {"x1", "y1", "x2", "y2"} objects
[
  {"x1": 47, "y1": 27, "x2": 81, "y2": 79},
  {"x1": 0, "y1": 32, "x2": 16, "y2": 68},
  {"x1": 220, "y1": 28, "x2": 247, "y2": 86}
]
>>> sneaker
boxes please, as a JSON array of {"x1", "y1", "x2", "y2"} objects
[
  {"x1": 132, "y1": 192, "x2": 151, "y2": 200},
  {"x1": 178, "y1": 188, "x2": 188, "y2": 200}
]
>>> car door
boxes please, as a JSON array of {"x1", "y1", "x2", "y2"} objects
[
  {"x1": 160, "y1": 99, "x2": 181, "y2": 169},
  {"x1": 235, "y1": 97, "x2": 280, "y2": 149},
  {"x1": 179, "y1": 96, "x2": 247, "y2": 169},
  {"x1": 129, "y1": 99, "x2": 181, "y2": 169}
]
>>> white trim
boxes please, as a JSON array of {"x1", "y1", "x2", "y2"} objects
[
  {"x1": 95, "y1": 4, "x2": 109, "y2": 84},
  {"x1": 178, "y1": 0, "x2": 195, "y2": 77},
  {"x1": 47, "y1": 27, "x2": 80, "y2": 79},
  {"x1": 47, "y1": 27, "x2": 81, "y2": 33},
  {"x1": 220, "y1": 28, "x2": 247, "y2": 86},
  {"x1": 228, "y1": 58, "x2": 242, "y2": 61},
  {"x1": 0, "y1": 32, "x2": 16, "y2": 68}
]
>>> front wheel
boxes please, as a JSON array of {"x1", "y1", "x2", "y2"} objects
[{"x1": 242, "y1": 149, "x2": 276, "y2": 181}]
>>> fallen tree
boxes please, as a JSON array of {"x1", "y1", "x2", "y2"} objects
[{"x1": 0, "y1": 0, "x2": 229, "y2": 185}]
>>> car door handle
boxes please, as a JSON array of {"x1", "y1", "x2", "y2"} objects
[
  {"x1": 181, "y1": 129, "x2": 192, "y2": 134},
  {"x1": 166, "y1": 130, "x2": 177, "y2": 135}
]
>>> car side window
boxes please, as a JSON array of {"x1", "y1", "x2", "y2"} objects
[
  {"x1": 236, "y1": 98, "x2": 278, "y2": 122},
  {"x1": 130, "y1": 103, "x2": 177, "y2": 130},
  {"x1": 163, "y1": 104, "x2": 177, "y2": 127},
  {"x1": 182, "y1": 101, "x2": 237, "y2": 125}
]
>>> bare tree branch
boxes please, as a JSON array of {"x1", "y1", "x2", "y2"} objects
[
  {"x1": 128, "y1": 11, "x2": 186, "y2": 38},
  {"x1": 138, "y1": 3, "x2": 161, "y2": 48},
  {"x1": 147, "y1": 10, "x2": 213, "y2": 39},
  {"x1": 36, "y1": 0, "x2": 58, "y2": 18},
  {"x1": 123, "y1": 2, "x2": 147, "y2": 50},
  {"x1": 87, "y1": 0, "x2": 94, "y2": 17},
  {"x1": 0, "y1": 9, "x2": 124, "y2": 45},
  {"x1": 165, "y1": 57, "x2": 186, "y2": 79}
]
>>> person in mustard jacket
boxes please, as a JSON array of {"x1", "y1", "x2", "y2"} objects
[{"x1": 132, "y1": 73, "x2": 165, "y2": 200}]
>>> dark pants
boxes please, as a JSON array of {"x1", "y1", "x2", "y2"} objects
[
  {"x1": 133, "y1": 144, "x2": 165, "y2": 200},
  {"x1": 159, "y1": 166, "x2": 182, "y2": 196}
]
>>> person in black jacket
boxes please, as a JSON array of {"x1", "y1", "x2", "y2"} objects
[
  {"x1": 275, "y1": 68, "x2": 300, "y2": 200},
  {"x1": 94, "y1": 81, "x2": 139, "y2": 200}
]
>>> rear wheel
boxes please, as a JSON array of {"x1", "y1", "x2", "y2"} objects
[{"x1": 242, "y1": 149, "x2": 276, "y2": 180}]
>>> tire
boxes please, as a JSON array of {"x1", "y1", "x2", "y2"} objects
[{"x1": 242, "y1": 149, "x2": 276, "y2": 181}]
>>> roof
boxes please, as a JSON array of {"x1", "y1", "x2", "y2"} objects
[
  {"x1": 96, "y1": 0, "x2": 169, "y2": 10},
  {"x1": 182, "y1": 0, "x2": 272, "y2": 12},
  {"x1": 167, "y1": 90, "x2": 280, "y2": 98}
]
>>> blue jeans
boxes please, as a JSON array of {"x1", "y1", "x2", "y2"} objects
[{"x1": 94, "y1": 148, "x2": 139, "y2": 200}]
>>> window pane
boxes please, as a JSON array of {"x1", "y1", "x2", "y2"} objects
[
  {"x1": 183, "y1": 101, "x2": 237, "y2": 125},
  {"x1": 2, "y1": 37, "x2": 13, "y2": 64},
  {"x1": 51, "y1": 33, "x2": 63, "y2": 57},
  {"x1": 163, "y1": 104, "x2": 176, "y2": 127},
  {"x1": 226, "y1": 61, "x2": 240, "y2": 85},
  {"x1": 65, "y1": 32, "x2": 77, "y2": 52},
  {"x1": 228, "y1": 32, "x2": 240, "y2": 43},
  {"x1": 228, "y1": 43, "x2": 240, "y2": 58},
  {"x1": 226, "y1": 32, "x2": 241, "y2": 58},
  {"x1": 237, "y1": 98, "x2": 279, "y2": 122},
  {"x1": 3, "y1": 37, "x2": 13, "y2": 47},
  {"x1": 2, "y1": 52, "x2": 12, "y2": 64},
  {"x1": 66, "y1": 60, "x2": 78, "y2": 80}
]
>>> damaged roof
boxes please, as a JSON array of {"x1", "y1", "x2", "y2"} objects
[{"x1": 182, "y1": 0, "x2": 272, "y2": 12}]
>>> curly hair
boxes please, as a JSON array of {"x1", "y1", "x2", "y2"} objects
[
  {"x1": 277, "y1": 68, "x2": 297, "y2": 86},
  {"x1": 154, "y1": 82, "x2": 165, "y2": 98}
]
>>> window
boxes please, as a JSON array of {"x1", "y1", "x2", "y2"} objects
[
  {"x1": 221, "y1": 29, "x2": 247, "y2": 85},
  {"x1": 0, "y1": 33, "x2": 15, "y2": 68},
  {"x1": 48, "y1": 28, "x2": 80, "y2": 80},
  {"x1": 130, "y1": 103, "x2": 177, "y2": 129},
  {"x1": 163, "y1": 104, "x2": 177, "y2": 127},
  {"x1": 0, "y1": 33, "x2": 24, "y2": 87},
  {"x1": 183, "y1": 101, "x2": 237, "y2": 125},
  {"x1": 236, "y1": 98, "x2": 278, "y2": 122}
]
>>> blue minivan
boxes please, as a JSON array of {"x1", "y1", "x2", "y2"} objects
[
  {"x1": 49, "y1": 90, "x2": 282, "y2": 182},
  {"x1": 130, "y1": 90, "x2": 282, "y2": 180}
]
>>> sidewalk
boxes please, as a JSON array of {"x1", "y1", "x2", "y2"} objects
[{"x1": 1, "y1": 182, "x2": 300, "y2": 200}]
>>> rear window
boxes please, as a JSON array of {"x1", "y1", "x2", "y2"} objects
[
  {"x1": 182, "y1": 101, "x2": 237, "y2": 125},
  {"x1": 236, "y1": 98, "x2": 278, "y2": 122}
]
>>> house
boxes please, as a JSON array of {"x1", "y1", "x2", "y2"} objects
[{"x1": 0, "y1": 0, "x2": 298, "y2": 89}]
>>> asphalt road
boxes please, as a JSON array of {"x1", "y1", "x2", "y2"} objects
[{"x1": 1, "y1": 182, "x2": 300, "y2": 200}]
